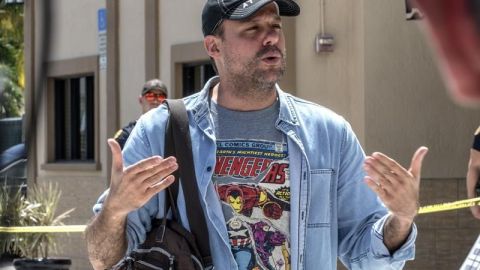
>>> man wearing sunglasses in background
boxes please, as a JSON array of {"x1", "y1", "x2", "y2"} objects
[{"x1": 114, "y1": 79, "x2": 168, "y2": 149}]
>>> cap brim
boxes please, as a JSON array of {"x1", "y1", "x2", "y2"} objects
[
  {"x1": 142, "y1": 88, "x2": 167, "y2": 96},
  {"x1": 228, "y1": 0, "x2": 300, "y2": 20}
]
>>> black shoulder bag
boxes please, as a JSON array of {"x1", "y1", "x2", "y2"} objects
[{"x1": 115, "y1": 100, "x2": 212, "y2": 270}]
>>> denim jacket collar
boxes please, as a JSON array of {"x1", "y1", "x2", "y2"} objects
[{"x1": 189, "y1": 76, "x2": 300, "y2": 128}]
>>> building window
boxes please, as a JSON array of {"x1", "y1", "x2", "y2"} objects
[
  {"x1": 182, "y1": 62, "x2": 215, "y2": 97},
  {"x1": 53, "y1": 75, "x2": 94, "y2": 162}
]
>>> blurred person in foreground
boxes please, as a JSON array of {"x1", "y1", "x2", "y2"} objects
[{"x1": 411, "y1": 0, "x2": 480, "y2": 218}]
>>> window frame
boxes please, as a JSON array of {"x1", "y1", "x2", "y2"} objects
[
  {"x1": 182, "y1": 61, "x2": 216, "y2": 97},
  {"x1": 171, "y1": 41, "x2": 211, "y2": 98},
  {"x1": 42, "y1": 56, "x2": 100, "y2": 171}
]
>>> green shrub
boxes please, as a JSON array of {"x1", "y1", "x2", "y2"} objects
[{"x1": 0, "y1": 183, "x2": 74, "y2": 258}]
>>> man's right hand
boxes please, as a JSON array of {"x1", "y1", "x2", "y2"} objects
[
  {"x1": 103, "y1": 138, "x2": 178, "y2": 217},
  {"x1": 86, "y1": 139, "x2": 177, "y2": 269}
]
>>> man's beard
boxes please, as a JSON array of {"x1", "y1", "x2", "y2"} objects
[{"x1": 224, "y1": 46, "x2": 286, "y2": 101}]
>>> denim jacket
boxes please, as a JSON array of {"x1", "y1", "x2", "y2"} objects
[{"x1": 94, "y1": 76, "x2": 416, "y2": 270}]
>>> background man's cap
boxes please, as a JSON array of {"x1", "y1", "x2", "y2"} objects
[
  {"x1": 202, "y1": 0, "x2": 300, "y2": 36},
  {"x1": 141, "y1": 79, "x2": 168, "y2": 96}
]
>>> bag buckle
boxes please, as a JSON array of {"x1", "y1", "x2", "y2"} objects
[{"x1": 155, "y1": 223, "x2": 167, "y2": 243}]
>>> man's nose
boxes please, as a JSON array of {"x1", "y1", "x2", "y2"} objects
[{"x1": 263, "y1": 28, "x2": 280, "y2": 47}]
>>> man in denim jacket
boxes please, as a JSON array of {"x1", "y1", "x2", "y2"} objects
[{"x1": 86, "y1": 1, "x2": 428, "y2": 269}]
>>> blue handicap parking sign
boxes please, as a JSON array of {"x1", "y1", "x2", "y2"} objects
[{"x1": 98, "y1": 8, "x2": 107, "y2": 32}]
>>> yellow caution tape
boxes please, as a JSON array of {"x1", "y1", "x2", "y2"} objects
[
  {"x1": 418, "y1": 197, "x2": 480, "y2": 214},
  {"x1": 0, "y1": 225, "x2": 86, "y2": 233},
  {"x1": 0, "y1": 197, "x2": 479, "y2": 233}
]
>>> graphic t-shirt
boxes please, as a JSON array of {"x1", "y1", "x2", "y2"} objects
[{"x1": 211, "y1": 100, "x2": 291, "y2": 270}]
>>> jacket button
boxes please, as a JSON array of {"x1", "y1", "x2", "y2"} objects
[{"x1": 206, "y1": 166, "x2": 212, "y2": 172}]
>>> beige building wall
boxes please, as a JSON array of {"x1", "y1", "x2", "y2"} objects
[
  {"x1": 159, "y1": 0, "x2": 206, "y2": 97},
  {"x1": 32, "y1": 0, "x2": 107, "y2": 269},
  {"x1": 363, "y1": 0, "x2": 479, "y2": 178},
  {"x1": 118, "y1": 0, "x2": 146, "y2": 124},
  {"x1": 295, "y1": 0, "x2": 365, "y2": 140},
  {"x1": 36, "y1": 0, "x2": 106, "y2": 173},
  {"x1": 47, "y1": 1, "x2": 101, "y2": 61}
]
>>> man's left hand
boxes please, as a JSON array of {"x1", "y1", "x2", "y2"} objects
[{"x1": 364, "y1": 147, "x2": 429, "y2": 222}]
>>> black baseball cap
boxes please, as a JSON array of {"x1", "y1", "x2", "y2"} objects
[{"x1": 202, "y1": 0, "x2": 300, "y2": 36}]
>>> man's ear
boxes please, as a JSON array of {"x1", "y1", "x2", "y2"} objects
[
  {"x1": 204, "y1": 36, "x2": 220, "y2": 58},
  {"x1": 138, "y1": 95, "x2": 143, "y2": 104}
]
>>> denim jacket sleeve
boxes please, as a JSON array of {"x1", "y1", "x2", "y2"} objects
[{"x1": 337, "y1": 121, "x2": 416, "y2": 269}]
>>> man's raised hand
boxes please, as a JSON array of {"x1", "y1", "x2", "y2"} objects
[
  {"x1": 103, "y1": 139, "x2": 177, "y2": 217},
  {"x1": 364, "y1": 147, "x2": 428, "y2": 222}
]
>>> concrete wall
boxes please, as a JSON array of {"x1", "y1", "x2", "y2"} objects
[
  {"x1": 118, "y1": 0, "x2": 146, "y2": 125},
  {"x1": 295, "y1": 0, "x2": 365, "y2": 141},
  {"x1": 363, "y1": 0, "x2": 479, "y2": 178},
  {"x1": 48, "y1": 1, "x2": 101, "y2": 61},
  {"x1": 34, "y1": 1, "x2": 107, "y2": 269},
  {"x1": 159, "y1": 0, "x2": 206, "y2": 96}
]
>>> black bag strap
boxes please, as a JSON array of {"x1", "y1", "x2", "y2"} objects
[
  {"x1": 164, "y1": 109, "x2": 181, "y2": 223},
  {"x1": 163, "y1": 99, "x2": 212, "y2": 267}
]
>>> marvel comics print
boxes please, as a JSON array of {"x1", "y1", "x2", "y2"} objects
[{"x1": 213, "y1": 139, "x2": 290, "y2": 270}]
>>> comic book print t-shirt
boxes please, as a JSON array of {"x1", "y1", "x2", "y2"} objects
[{"x1": 211, "y1": 100, "x2": 290, "y2": 270}]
